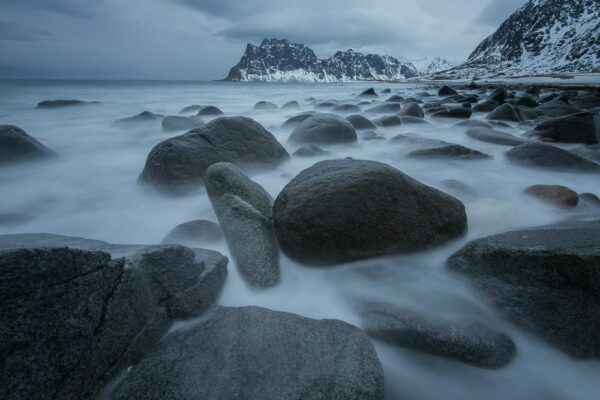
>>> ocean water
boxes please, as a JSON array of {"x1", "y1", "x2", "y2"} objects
[{"x1": 1, "y1": 79, "x2": 599, "y2": 399}]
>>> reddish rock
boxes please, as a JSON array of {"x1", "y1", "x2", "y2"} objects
[{"x1": 524, "y1": 185, "x2": 579, "y2": 208}]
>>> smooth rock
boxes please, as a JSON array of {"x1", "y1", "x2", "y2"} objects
[
  {"x1": 161, "y1": 219, "x2": 223, "y2": 247},
  {"x1": 524, "y1": 184, "x2": 579, "y2": 207},
  {"x1": 113, "y1": 111, "x2": 163, "y2": 126},
  {"x1": 505, "y1": 143, "x2": 600, "y2": 173},
  {"x1": 293, "y1": 144, "x2": 330, "y2": 158},
  {"x1": 0, "y1": 124, "x2": 57, "y2": 165},
  {"x1": 466, "y1": 126, "x2": 527, "y2": 146},
  {"x1": 196, "y1": 106, "x2": 224, "y2": 117},
  {"x1": 289, "y1": 113, "x2": 357, "y2": 145},
  {"x1": 532, "y1": 113, "x2": 599, "y2": 145},
  {"x1": 253, "y1": 101, "x2": 278, "y2": 110},
  {"x1": 37, "y1": 99, "x2": 99, "y2": 108},
  {"x1": 346, "y1": 114, "x2": 376, "y2": 130}
]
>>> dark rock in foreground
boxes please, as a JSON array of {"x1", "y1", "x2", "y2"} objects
[
  {"x1": 289, "y1": 113, "x2": 357, "y2": 145},
  {"x1": 0, "y1": 124, "x2": 57, "y2": 165},
  {"x1": 161, "y1": 219, "x2": 223, "y2": 247},
  {"x1": 448, "y1": 215, "x2": 600, "y2": 358},
  {"x1": 531, "y1": 113, "x2": 599, "y2": 145},
  {"x1": 204, "y1": 163, "x2": 279, "y2": 288},
  {"x1": 358, "y1": 302, "x2": 516, "y2": 369},
  {"x1": 273, "y1": 159, "x2": 467, "y2": 265},
  {"x1": 139, "y1": 116, "x2": 289, "y2": 195},
  {"x1": 505, "y1": 143, "x2": 600, "y2": 173},
  {"x1": 109, "y1": 306, "x2": 384, "y2": 400},
  {"x1": 37, "y1": 99, "x2": 99, "y2": 108}
]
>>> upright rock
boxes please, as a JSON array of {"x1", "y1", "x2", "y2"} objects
[
  {"x1": 0, "y1": 124, "x2": 57, "y2": 165},
  {"x1": 204, "y1": 163, "x2": 279, "y2": 287}
]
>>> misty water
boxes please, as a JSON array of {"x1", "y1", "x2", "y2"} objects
[{"x1": 1, "y1": 80, "x2": 599, "y2": 400}]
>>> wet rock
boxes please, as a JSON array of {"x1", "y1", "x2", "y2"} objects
[
  {"x1": 487, "y1": 87, "x2": 507, "y2": 103},
  {"x1": 387, "y1": 95, "x2": 404, "y2": 102},
  {"x1": 372, "y1": 114, "x2": 402, "y2": 127},
  {"x1": 139, "y1": 116, "x2": 289, "y2": 195},
  {"x1": 332, "y1": 104, "x2": 362, "y2": 114},
  {"x1": 161, "y1": 219, "x2": 223, "y2": 247},
  {"x1": 196, "y1": 106, "x2": 224, "y2": 117},
  {"x1": 281, "y1": 101, "x2": 300, "y2": 110},
  {"x1": 399, "y1": 102, "x2": 425, "y2": 118},
  {"x1": 289, "y1": 113, "x2": 357, "y2": 145},
  {"x1": 281, "y1": 113, "x2": 313, "y2": 129},
  {"x1": 382, "y1": 88, "x2": 392, "y2": 94},
  {"x1": 431, "y1": 108, "x2": 472, "y2": 119},
  {"x1": 113, "y1": 111, "x2": 163, "y2": 126},
  {"x1": 365, "y1": 103, "x2": 401, "y2": 114},
  {"x1": 273, "y1": 159, "x2": 467, "y2": 265},
  {"x1": 448, "y1": 215, "x2": 600, "y2": 358},
  {"x1": 179, "y1": 105, "x2": 202, "y2": 114},
  {"x1": 514, "y1": 96, "x2": 540, "y2": 108},
  {"x1": 531, "y1": 113, "x2": 599, "y2": 145},
  {"x1": 472, "y1": 100, "x2": 499, "y2": 112},
  {"x1": 570, "y1": 94, "x2": 600, "y2": 110},
  {"x1": 358, "y1": 302, "x2": 516, "y2": 369},
  {"x1": 292, "y1": 144, "x2": 330, "y2": 158},
  {"x1": 505, "y1": 143, "x2": 600, "y2": 173},
  {"x1": 572, "y1": 143, "x2": 600, "y2": 163},
  {"x1": 534, "y1": 99, "x2": 580, "y2": 117},
  {"x1": 109, "y1": 306, "x2": 384, "y2": 400},
  {"x1": 359, "y1": 88, "x2": 378, "y2": 97},
  {"x1": 438, "y1": 86, "x2": 458, "y2": 96},
  {"x1": 486, "y1": 103, "x2": 522, "y2": 122},
  {"x1": 361, "y1": 131, "x2": 386, "y2": 141},
  {"x1": 253, "y1": 101, "x2": 278, "y2": 110},
  {"x1": 36, "y1": 99, "x2": 99, "y2": 108},
  {"x1": 0, "y1": 124, "x2": 57, "y2": 165},
  {"x1": 454, "y1": 120, "x2": 494, "y2": 129},
  {"x1": 204, "y1": 162, "x2": 279, "y2": 288},
  {"x1": 524, "y1": 184, "x2": 579, "y2": 208},
  {"x1": 466, "y1": 126, "x2": 527, "y2": 146},
  {"x1": 313, "y1": 100, "x2": 338, "y2": 109},
  {"x1": 161, "y1": 115, "x2": 204, "y2": 132},
  {"x1": 408, "y1": 144, "x2": 491, "y2": 160},
  {"x1": 346, "y1": 114, "x2": 376, "y2": 130}
]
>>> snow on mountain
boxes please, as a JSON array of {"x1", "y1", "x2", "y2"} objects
[
  {"x1": 225, "y1": 39, "x2": 419, "y2": 82},
  {"x1": 407, "y1": 57, "x2": 452, "y2": 75},
  {"x1": 448, "y1": 0, "x2": 600, "y2": 78}
]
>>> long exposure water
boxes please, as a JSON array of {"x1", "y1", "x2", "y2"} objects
[{"x1": 1, "y1": 79, "x2": 599, "y2": 399}]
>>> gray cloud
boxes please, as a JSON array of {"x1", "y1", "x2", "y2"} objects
[
  {"x1": 0, "y1": 20, "x2": 50, "y2": 41},
  {"x1": 0, "y1": 0, "x2": 104, "y2": 18},
  {"x1": 478, "y1": 0, "x2": 528, "y2": 25}
]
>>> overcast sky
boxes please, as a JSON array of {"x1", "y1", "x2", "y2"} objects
[{"x1": 0, "y1": 0, "x2": 527, "y2": 80}]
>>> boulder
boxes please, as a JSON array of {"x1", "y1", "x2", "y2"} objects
[
  {"x1": 161, "y1": 219, "x2": 223, "y2": 247},
  {"x1": 359, "y1": 88, "x2": 378, "y2": 97},
  {"x1": 438, "y1": 86, "x2": 458, "y2": 96},
  {"x1": 365, "y1": 103, "x2": 401, "y2": 114},
  {"x1": 346, "y1": 114, "x2": 376, "y2": 130},
  {"x1": 139, "y1": 116, "x2": 289, "y2": 195},
  {"x1": 179, "y1": 105, "x2": 202, "y2": 114},
  {"x1": 313, "y1": 101, "x2": 338, "y2": 109},
  {"x1": 531, "y1": 113, "x2": 599, "y2": 145},
  {"x1": 161, "y1": 115, "x2": 204, "y2": 132},
  {"x1": 534, "y1": 99, "x2": 580, "y2": 117},
  {"x1": 408, "y1": 144, "x2": 491, "y2": 160},
  {"x1": 289, "y1": 113, "x2": 357, "y2": 145},
  {"x1": 36, "y1": 99, "x2": 99, "y2": 108},
  {"x1": 0, "y1": 124, "x2": 57, "y2": 165},
  {"x1": 431, "y1": 108, "x2": 472, "y2": 119},
  {"x1": 454, "y1": 119, "x2": 494, "y2": 129},
  {"x1": 466, "y1": 126, "x2": 527, "y2": 146},
  {"x1": 487, "y1": 87, "x2": 507, "y2": 103},
  {"x1": 472, "y1": 100, "x2": 499, "y2": 112},
  {"x1": 570, "y1": 94, "x2": 600, "y2": 110},
  {"x1": 386, "y1": 95, "x2": 404, "y2": 102},
  {"x1": 281, "y1": 101, "x2": 300, "y2": 110},
  {"x1": 361, "y1": 131, "x2": 386, "y2": 141},
  {"x1": 204, "y1": 163, "x2": 279, "y2": 288},
  {"x1": 400, "y1": 116, "x2": 431, "y2": 125},
  {"x1": 273, "y1": 159, "x2": 467, "y2": 265},
  {"x1": 332, "y1": 104, "x2": 362, "y2": 114},
  {"x1": 524, "y1": 184, "x2": 579, "y2": 208},
  {"x1": 514, "y1": 96, "x2": 540, "y2": 108},
  {"x1": 486, "y1": 103, "x2": 522, "y2": 122},
  {"x1": 448, "y1": 215, "x2": 600, "y2": 358},
  {"x1": 109, "y1": 306, "x2": 384, "y2": 400},
  {"x1": 505, "y1": 143, "x2": 600, "y2": 173},
  {"x1": 281, "y1": 113, "x2": 313, "y2": 129},
  {"x1": 399, "y1": 102, "x2": 425, "y2": 118},
  {"x1": 113, "y1": 111, "x2": 163, "y2": 126},
  {"x1": 292, "y1": 144, "x2": 330, "y2": 158},
  {"x1": 358, "y1": 302, "x2": 516, "y2": 369},
  {"x1": 196, "y1": 106, "x2": 224, "y2": 116},
  {"x1": 253, "y1": 101, "x2": 278, "y2": 110},
  {"x1": 372, "y1": 114, "x2": 402, "y2": 127}
]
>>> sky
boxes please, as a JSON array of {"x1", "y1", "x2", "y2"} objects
[{"x1": 0, "y1": 0, "x2": 528, "y2": 80}]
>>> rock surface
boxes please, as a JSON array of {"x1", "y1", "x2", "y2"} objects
[
  {"x1": 109, "y1": 306, "x2": 385, "y2": 400},
  {"x1": 346, "y1": 114, "x2": 376, "y2": 130},
  {"x1": 204, "y1": 162, "x2": 279, "y2": 287},
  {"x1": 161, "y1": 219, "x2": 223, "y2": 247},
  {"x1": 524, "y1": 184, "x2": 579, "y2": 207},
  {"x1": 505, "y1": 143, "x2": 600, "y2": 173},
  {"x1": 0, "y1": 124, "x2": 57, "y2": 165},
  {"x1": 466, "y1": 126, "x2": 527, "y2": 146},
  {"x1": 139, "y1": 116, "x2": 289, "y2": 195},
  {"x1": 532, "y1": 113, "x2": 599, "y2": 144},
  {"x1": 273, "y1": 159, "x2": 467, "y2": 265},
  {"x1": 37, "y1": 99, "x2": 99, "y2": 108},
  {"x1": 289, "y1": 113, "x2": 357, "y2": 145}
]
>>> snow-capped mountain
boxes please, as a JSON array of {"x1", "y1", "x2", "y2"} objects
[
  {"x1": 407, "y1": 57, "x2": 452, "y2": 75},
  {"x1": 449, "y1": 0, "x2": 600, "y2": 78},
  {"x1": 225, "y1": 39, "x2": 419, "y2": 82}
]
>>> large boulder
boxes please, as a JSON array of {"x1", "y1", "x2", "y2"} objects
[
  {"x1": 281, "y1": 101, "x2": 300, "y2": 110},
  {"x1": 293, "y1": 144, "x2": 330, "y2": 158},
  {"x1": 0, "y1": 242, "x2": 227, "y2": 400},
  {"x1": 447, "y1": 215, "x2": 600, "y2": 358},
  {"x1": 0, "y1": 124, "x2": 57, "y2": 165},
  {"x1": 346, "y1": 114, "x2": 376, "y2": 130},
  {"x1": 485, "y1": 103, "x2": 522, "y2": 122},
  {"x1": 273, "y1": 159, "x2": 467, "y2": 265},
  {"x1": 161, "y1": 219, "x2": 223, "y2": 247},
  {"x1": 108, "y1": 306, "x2": 384, "y2": 400},
  {"x1": 204, "y1": 162, "x2": 279, "y2": 287},
  {"x1": 139, "y1": 116, "x2": 289, "y2": 195},
  {"x1": 487, "y1": 87, "x2": 508, "y2": 103},
  {"x1": 358, "y1": 301, "x2": 516, "y2": 369},
  {"x1": 253, "y1": 101, "x2": 278, "y2": 110},
  {"x1": 281, "y1": 113, "x2": 314, "y2": 129},
  {"x1": 524, "y1": 184, "x2": 579, "y2": 208},
  {"x1": 288, "y1": 113, "x2": 357, "y2": 145},
  {"x1": 466, "y1": 126, "x2": 527, "y2": 146},
  {"x1": 505, "y1": 143, "x2": 600, "y2": 173},
  {"x1": 534, "y1": 99, "x2": 580, "y2": 117},
  {"x1": 196, "y1": 106, "x2": 224, "y2": 116},
  {"x1": 531, "y1": 113, "x2": 599, "y2": 144},
  {"x1": 399, "y1": 102, "x2": 425, "y2": 118}
]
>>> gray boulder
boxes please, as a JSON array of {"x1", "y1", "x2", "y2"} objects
[
  {"x1": 289, "y1": 113, "x2": 357, "y2": 145},
  {"x1": 332, "y1": 104, "x2": 362, "y2": 114},
  {"x1": 531, "y1": 113, "x2": 599, "y2": 145},
  {"x1": 408, "y1": 144, "x2": 491, "y2": 160},
  {"x1": 346, "y1": 114, "x2": 376, "y2": 130},
  {"x1": 472, "y1": 100, "x2": 499, "y2": 112},
  {"x1": 431, "y1": 108, "x2": 472, "y2": 119},
  {"x1": 161, "y1": 115, "x2": 204, "y2": 132},
  {"x1": 273, "y1": 159, "x2": 467, "y2": 265},
  {"x1": 113, "y1": 111, "x2": 163, "y2": 126},
  {"x1": 365, "y1": 103, "x2": 401, "y2": 114},
  {"x1": 281, "y1": 101, "x2": 300, "y2": 110},
  {"x1": 448, "y1": 215, "x2": 600, "y2": 358},
  {"x1": 372, "y1": 114, "x2": 402, "y2": 127},
  {"x1": 179, "y1": 105, "x2": 202, "y2": 114},
  {"x1": 253, "y1": 101, "x2": 278, "y2": 110},
  {"x1": 399, "y1": 102, "x2": 425, "y2": 118},
  {"x1": 487, "y1": 87, "x2": 507, "y2": 103},
  {"x1": 486, "y1": 103, "x2": 522, "y2": 122},
  {"x1": 204, "y1": 162, "x2": 279, "y2": 287},
  {"x1": 139, "y1": 116, "x2": 289, "y2": 195},
  {"x1": 358, "y1": 302, "x2": 516, "y2": 369},
  {"x1": 109, "y1": 306, "x2": 384, "y2": 400},
  {"x1": 534, "y1": 99, "x2": 580, "y2": 117},
  {"x1": 161, "y1": 219, "x2": 223, "y2": 247},
  {"x1": 37, "y1": 99, "x2": 99, "y2": 108},
  {"x1": 466, "y1": 126, "x2": 527, "y2": 146},
  {"x1": 572, "y1": 143, "x2": 600, "y2": 163},
  {"x1": 292, "y1": 144, "x2": 329, "y2": 158},
  {"x1": 196, "y1": 106, "x2": 224, "y2": 116},
  {"x1": 505, "y1": 143, "x2": 600, "y2": 173},
  {"x1": 438, "y1": 86, "x2": 458, "y2": 96},
  {"x1": 0, "y1": 124, "x2": 57, "y2": 165},
  {"x1": 281, "y1": 113, "x2": 314, "y2": 129}
]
